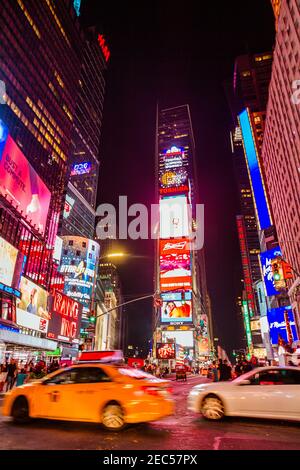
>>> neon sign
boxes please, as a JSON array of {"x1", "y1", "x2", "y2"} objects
[
  {"x1": 98, "y1": 34, "x2": 110, "y2": 62},
  {"x1": 71, "y1": 162, "x2": 91, "y2": 176}
]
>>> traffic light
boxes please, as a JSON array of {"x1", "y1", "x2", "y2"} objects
[
  {"x1": 89, "y1": 315, "x2": 96, "y2": 324},
  {"x1": 271, "y1": 258, "x2": 283, "y2": 281}
]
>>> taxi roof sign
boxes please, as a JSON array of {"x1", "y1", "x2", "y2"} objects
[{"x1": 78, "y1": 350, "x2": 124, "y2": 363}]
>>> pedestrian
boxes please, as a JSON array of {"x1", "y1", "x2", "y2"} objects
[
  {"x1": 16, "y1": 368, "x2": 28, "y2": 387},
  {"x1": 210, "y1": 361, "x2": 219, "y2": 382},
  {"x1": 5, "y1": 358, "x2": 17, "y2": 391},
  {"x1": 219, "y1": 359, "x2": 232, "y2": 381},
  {"x1": 0, "y1": 362, "x2": 8, "y2": 392},
  {"x1": 234, "y1": 360, "x2": 243, "y2": 377},
  {"x1": 242, "y1": 360, "x2": 252, "y2": 373}
]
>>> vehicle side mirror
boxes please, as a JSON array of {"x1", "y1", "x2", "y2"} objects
[{"x1": 238, "y1": 379, "x2": 251, "y2": 386}]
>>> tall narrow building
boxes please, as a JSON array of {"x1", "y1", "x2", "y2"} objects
[
  {"x1": 262, "y1": 0, "x2": 300, "y2": 331},
  {"x1": 153, "y1": 105, "x2": 212, "y2": 367}
]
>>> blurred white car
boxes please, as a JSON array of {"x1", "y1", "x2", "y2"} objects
[{"x1": 188, "y1": 366, "x2": 300, "y2": 421}]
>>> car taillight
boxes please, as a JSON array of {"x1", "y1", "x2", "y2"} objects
[
  {"x1": 141, "y1": 386, "x2": 161, "y2": 396},
  {"x1": 166, "y1": 387, "x2": 173, "y2": 394}
]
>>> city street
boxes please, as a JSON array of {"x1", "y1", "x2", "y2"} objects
[{"x1": 1, "y1": 376, "x2": 300, "y2": 450}]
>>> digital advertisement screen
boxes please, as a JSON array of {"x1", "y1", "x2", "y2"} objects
[
  {"x1": 0, "y1": 135, "x2": 51, "y2": 236},
  {"x1": 260, "y1": 246, "x2": 283, "y2": 296},
  {"x1": 160, "y1": 239, "x2": 191, "y2": 291},
  {"x1": 0, "y1": 236, "x2": 18, "y2": 287},
  {"x1": 238, "y1": 108, "x2": 272, "y2": 231},
  {"x1": 60, "y1": 236, "x2": 100, "y2": 314},
  {"x1": 70, "y1": 162, "x2": 92, "y2": 176},
  {"x1": 17, "y1": 277, "x2": 50, "y2": 320},
  {"x1": 162, "y1": 330, "x2": 194, "y2": 348},
  {"x1": 267, "y1": 307, "x2": 298, "y2": 345},
  {"x1": 161, "y1": 300, "x2": 192, "y2": 323},
  {"x1": 47, "y1": 291, "x2": 83, "y2": 343},
  {"x1": 161, "y1": 291, "x2": 192, "y2": 302},
  {"x1": 156, "y1": 342, "x2": 176, "y2": 360},
  {"x1": 160, "y1": 195, "x2": 190, "y2": 239}
]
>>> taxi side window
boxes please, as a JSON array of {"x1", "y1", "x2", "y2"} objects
[
  {"x1": 257, "y1": 370, "x2": 283, "y2": 385},
  {"x1": 75, "y1": 367, "x2": 112, "y2": 384},
  {"x1": 46, "y1": 370, "x2": 77, "y2": 385},
  {"x1": 279, "y1": 369, "x2": 300, "y2": 385}
]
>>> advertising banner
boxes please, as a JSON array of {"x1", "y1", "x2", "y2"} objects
[
  {"x1": 70, "y1": 162, "x2": 92, "y2": 176},
  {"x1": 159, "y1": 239, "x2": 192, "y2": 291},
  {"x1": 0, "y1": 236, "x2": 18, "y2": 287},
  {"x1": 156, "y1": 342, "x2": 176, "y2": 360},
  {"x1": 60, "y1": 237, "x2": 100, "y2": 315},
  {"x1": 260, "y1": 246, "x2": 283, "y2": 297},
  {"x1": 159, "y1": 146, "x2": 189, "y2": 195},
  {"x1": 17, "y1": 277, "x2": 50, "y2": 320},
  {"x1": 161, "y1": 300, "x2": 192, "y2": 324},
  {"x1": 267, "y1": 306, "x2": 298, "y2": 345},
  {"x1": 159, "y1": 195, "x2": 191, "y2": 239},
  {"x1": 0, "y1": 135, "x2": 51, "y2": 235},
  {"x1": 47, "y1": 291, "x2": 83, "y2": 343}
]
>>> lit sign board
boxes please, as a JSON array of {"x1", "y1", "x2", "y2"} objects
[
  {"x1": 160, "y1": 239, "x2": 191, "y2": 291},
  {"x1": 47, "y1": 291, "x2": 83, "y2": 343},
  {"x1": 159, "y1": 146, "x2": 189, "y2": 195},
  {"x1": 236, "y1": 216, "x2": 255, "y2": 316},
  {"x1": 63, "y1": 194, "x2": 75, "y2": 219},
  {"x1": 242, "y1": 300, "x2": 253, "y2": 348},
  {"x1": 161, "y1": 300, "x2": 192, "y2": 324},
  {"x1": 0, "y1": 283, "x2": 21, "y2": 299},
  {"x1": 73, "y1": 0, "x2": 81, "y2": 16},
  {"x1": 260, "y1": 246, "x2": 283, "y2": 297},
  {"x1": 70, "y1": 162, "x2": 92, "y2": 176},
  {"x1": 161, "y1": 290, "x2": 192, "y2": 302},
  {"x1": 159, "y1": 195, "x2": 190, "y2": 238},
  {"x1": 98, "y1": 34, "x2": 110, "y2": 62},
  {"x1": 156, "y1": 342, "x2": 176, "y2": 360},
  {"x1": 17, "y1": 277, "x2": 50, "y2": 320},
  {"x1": 60, "y1": 236, "x2": 99, "y2": 314},
  {"x1": 238, "y1": 108, "x2": 272, "y2": 230},
  {"x1": 0, "y1": 135, "x2": 51, "y2": 236},
  {"x1": 0, "y1": 236, "x2": 18, "y2": 287},
  {"x1": 267, "y1": 306, "x2": 298, "y2": 345},
  {"x1": 162, "y1": 330, "x2": 194, "y2": 348}
]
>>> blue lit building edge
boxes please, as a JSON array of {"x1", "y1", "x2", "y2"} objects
[{"x1": 238, "y1": 108, "x2": 272, "y2": 231}]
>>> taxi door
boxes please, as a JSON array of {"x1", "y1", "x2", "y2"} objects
[{"x1": 46, "y1": 367, "x2": 116, "y2": 422}]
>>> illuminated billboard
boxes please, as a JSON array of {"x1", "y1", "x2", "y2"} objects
[
  {"x1": 160, "y1": 239, "x2": 191, "y2": 291},
  {"x1": 47, "y1": 291, "x2": 83, "y2": 343},
  {"x1": 161, "y1": 300, "x2": 192, "y2": 324},
  {"x1": 0, "y1": 135, "x2": 51, "y2": 236},
  {"x1": 162, "y1": 330, "x2": 194, "y2": 348},
  {"x1": 260, "y1": 246, "x2": 283, "y2": 296},
  {"x1": 0, "y1": 236, "x2": 18, "y2": 287},
  {"x1": 70, "y1": 162, "x2": 92, "y2": 176},
  {"x1": 59, "y1": 237, "x2": 100, "y2": 315},
  {"x1": 161, "y1": 291, "x2": 192, "y2": 302},
  {"x1": 63, "y1": 194, "x2": 75, "y2": 219},
  {"x1": 238, "y1": 108, "x2": 272, "y2": 230},
  {"x1": 17, "y1": 277, "x2": 50, "y2": 320},
  {"x1": 156, "y1": 342, "x2": 176, "y2": 360},
  {"x1": 159, "y1": 146, "x2": 189, "y2": 195},
  {"x1": 160, "y1": 195, "x2": 190, "y2": 238},
  {"x1": 267, "y1": 306, "x2": 298, "y2": 345}
]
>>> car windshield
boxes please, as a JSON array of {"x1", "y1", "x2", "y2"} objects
[
  {"x1": 118, "y1": 367, "x2": 164, "y2": 382},
  {"x1": 232, "y1": 370, "x2": 256, "y2": 383}
]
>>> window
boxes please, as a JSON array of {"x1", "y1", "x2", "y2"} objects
[
  {"x1": 64, "y1": 249, "x2": 68, "y2": 255},
  {"x1": 45, "y1": 369, "x2": 77, "y2": 385},
  {"x1": 82, "y1": 242, "x2": 86, "y2": 248},
  {"x1": 74, "y1": 367, "x2": 112, "y2": 384},
  {"x1": 251, "y1": 370, "x2": 284, "y2": 385},
  {"x1": 68, "y1": 240, "x2": 73, "y2": 246},
  {"x1": 76, "y1": 250, "x2": 81, "y2": 256},
  {"x1": 92, "y1": 245, "x2": 95, "y2": 251},
  {"x1": 279, "y1": 369, "x2": 300, "y2": 385}
]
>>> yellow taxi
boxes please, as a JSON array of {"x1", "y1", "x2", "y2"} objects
[{"x1": 2, "y1": 363, "x2": 174, "y2": 430}]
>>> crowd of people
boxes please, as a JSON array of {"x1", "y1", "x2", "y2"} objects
[
  {"x1": 207, "y1": 355, "x2": 262, "y2": 382},
  {"x1": 0, "y1": 358, "x2": 60, "y2": 392}
]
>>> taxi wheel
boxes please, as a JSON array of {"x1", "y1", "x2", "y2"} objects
[
  {"x1": 102, "y1": 403, "x2": 125, "y2": 431},
  {"x1": 201, "y1": 395, "x2": 224, "y2": 421},
  {"x1": 12, "y1": 397, "x2": 30, "y2": 424}
]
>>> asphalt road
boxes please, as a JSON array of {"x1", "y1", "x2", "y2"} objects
[{"x1": 1, "y1": 375, "x2": 300, "y2": 450}]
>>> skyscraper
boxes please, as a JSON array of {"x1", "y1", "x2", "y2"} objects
[
  {"x1": 153, "y1": 105, "x2": 212, "y2": 366},
  {"x1": 262, "y1": 0, "x2": 300, "y2": 330}
]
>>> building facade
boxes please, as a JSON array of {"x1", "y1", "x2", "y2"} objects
[
  {"x1": 262, "y1": 0, "x2": 300, "y2": 332},
  {"x1": 153, "y1": 104, "x2": 212, "y2": 367}
]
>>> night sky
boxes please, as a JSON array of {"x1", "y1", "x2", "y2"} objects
[{"x1": 81, "y1": 0, "x2": 275, "y2": 355}]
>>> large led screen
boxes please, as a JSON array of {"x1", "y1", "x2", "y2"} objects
[
  {"x1": 267, "y1": 307, "x2": 298, "y2": 345},
  {"x1": 160, "y1": 239, "x2": 192, "y2": 291},
  {"x1": 162, "y1": 330, "x2": 194, "y2": 348},
  {"x1": 59, "y1": 236, "x2": 100, "y2": 315},
  {"x1": 160, "y1": 195, "x2": 190, "y2": 239},
  {"x1": 238, "y1": 109, "x2": 272, "y2": 230},
  {"x1": 0, "y1": 135, "x2": 51, "y2": 236},
  {"x1": 156, "y1": 342, "x2": 176, "y2": 360},
  {"x1": 47, "y1": 291, "x2": 83, "y2": 343},
  {"x1": 260, "y1": 246, "x2": 283, "y2": 297},
  {"x1": 17, "y1": 277, "x2": 50, "y2": 320},
  {"x1": 161, "y1": 300, "x2": 192, "y2": 324},
  {"x1": 0, "y1": 236, "x2": 18, "y2": 287}
]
